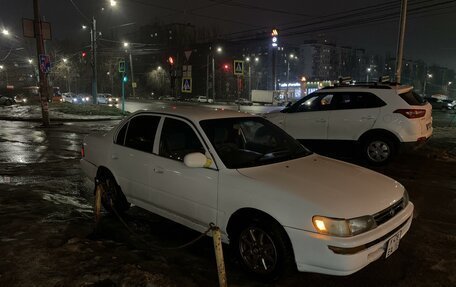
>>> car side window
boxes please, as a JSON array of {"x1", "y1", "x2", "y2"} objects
[
  {"x1": 333, "y1": 92, "x2": 386, "y2": 110},
  {"x1": 296, "y1": 94, "x2": 334, "y2": 112},
  {"x1": 159, "y1": 118, "x2": 205, "y2": 161},
  {"x1": 115, "y1": 122, "x2": 129, "y2": 145},
  {"x1": 124, "y1": 115, "x2": 160, "y2": 153}
]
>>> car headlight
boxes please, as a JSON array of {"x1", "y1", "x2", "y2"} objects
[
  {"x1": 86, "y1": 97, "x2": 89, "y2": 101},
  {"x1": 313, "y1": 215, "x2": 377, "y2": 237},
  {"x1": 73, "y1": 99, "x2": 77, "y2": 102},
  {"x1": 108, "y1": 98, "x2": 112, "y2": 102}
]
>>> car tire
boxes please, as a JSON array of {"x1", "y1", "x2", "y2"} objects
[
  {"x1": 362, "y1": 136, "x2": 396, "y2": 165},
  {"x1": 231, "y1": 216, "x2": 295, "y2": 280},
  {"x1": 97, "y1": 171, "x2": 130, "y2": 214}
]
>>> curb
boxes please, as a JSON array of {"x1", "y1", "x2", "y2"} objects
[{"x1": 0, "y1": 116, "x2": 123, "y2": 122}]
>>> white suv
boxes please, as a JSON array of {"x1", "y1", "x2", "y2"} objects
[{"x1": 265, "y1": 84, "x2": 433, "y2": 164}]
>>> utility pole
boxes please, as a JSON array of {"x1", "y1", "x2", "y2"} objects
[
  {"x1": 33, "y1": 0, "x2": 50, "y2": 127},
  {"x1": 91, "y1": 17, "x2": 98, "y2": 104},
  {"x1": 206, "y1": 54, "x2": 210, "y2": 99},
  {"x1": 395, "y1": 0, "x2": 408, "y2": 83},
  {"x1": 128, "y1": 51, "x2": 135, "y2": 98},
  {"x1": 212, "y1": 56, "x2": 215, "y2": 102}
]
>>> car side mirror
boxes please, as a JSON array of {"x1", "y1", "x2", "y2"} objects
[{"x1": 184, "y1": 152, "x2": 209, "y2": 168}]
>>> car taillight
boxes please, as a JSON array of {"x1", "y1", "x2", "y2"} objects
[
  {"x1": 81, "y1": 145, "x2": 85, "y2": 157},
  {"x1": 394, "y1": 109, "x2": 426, "y2": 119}
]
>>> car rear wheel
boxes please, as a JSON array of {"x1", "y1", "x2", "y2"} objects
[
  {"x1": 231, "y1": 217, "x2": 295, "y2": 280},
  {"x1": 97, "y1": 171, "x2": 130, "y2": 214},
  {"x1": 362, "y1": 137, "x2": 396, "y2": 165}
]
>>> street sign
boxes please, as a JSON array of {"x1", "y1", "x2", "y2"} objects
[
  {"x1": 22, "y1": 18, "x2": 52, "y2": 40},
  {"x1": 234, "y1": 60, "x2": 244, "y2": 76},
  {"x1": 183, "y1": 65, "x2": 192, "y2": 77},
  {"x1": 118, "y1": 60, "x2": 126, "y2": 73},
  {"x1": 39, "y1": 54, "x2": 51, "y2": 73},
  {"x1": 132, "y1": 82, "x2": 137, "y2": 88},
  {"x1": 184, "y1": 50, "x2": 192, "y2": 61},
  {"x1": 181, "y1": 77, "x2": 192, "y2": 93}
]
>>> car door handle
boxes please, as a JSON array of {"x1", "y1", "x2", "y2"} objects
[
  {"x1": 153, "y1": 167, "x2": 164, "y2": 174},
  {"x1": 316, "y1": 119, "x2": 326, "y2": 123}
]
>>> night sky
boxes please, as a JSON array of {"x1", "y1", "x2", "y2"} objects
[{"x1": 1, "y1": 0, "x2": 456, "y2": 69}]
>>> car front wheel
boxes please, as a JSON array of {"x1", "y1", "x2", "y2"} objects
[{"x1": 231, "y1": 218, "x2": 294, "y2": 280}]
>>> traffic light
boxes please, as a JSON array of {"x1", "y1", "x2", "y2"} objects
[
  {"x1": 271, "y1": 28, "x2": 278, "y2": 48},
  {"x1": 81, "y1": 51, "x2": 87, "y2": 63},
  {"x1": 168, "y1": 56, "x2": 174, "y2": 66},
  {"x1": 223, "y1": 64, "x2": 230, "y2": 72},
  {"x1": 123, "y1": 75, "x2": 128, "y2": 82}
]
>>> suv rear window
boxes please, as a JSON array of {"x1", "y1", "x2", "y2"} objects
[{"x1": 399, "y1": 90, "x2": 427, "y2": 106}]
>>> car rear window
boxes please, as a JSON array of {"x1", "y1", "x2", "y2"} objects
[{"x1": 399, "y1": 90, "x2": 427, "y2": 106}]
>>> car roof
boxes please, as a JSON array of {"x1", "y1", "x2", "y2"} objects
[
  {"x1": 130, "y1": 105, "x2": 255, "y2": 122},
  {"x1": 321, "y1": 84, "x2": 413, "y2": 94}
]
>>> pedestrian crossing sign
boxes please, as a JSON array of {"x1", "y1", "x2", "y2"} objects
[
  {"x1": 234, "y1": 60, "x2": 244, "y2": 76},
  {"x1": 182, "y1": 77, "x2": 192, "y2": 93}
]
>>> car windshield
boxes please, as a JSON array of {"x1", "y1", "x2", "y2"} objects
[{"x1": 200, "y1": 117, "x2": 312, "y2": 169}]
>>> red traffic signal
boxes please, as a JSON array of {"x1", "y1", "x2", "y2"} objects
[
  {"x1": 223, "y1": 64, "x2": 229, "y2": 71},
  {"x1": 82, "y1": 51, "x2": 87, "y2": 57},
  {"x1": 168, "y1": 56, "x2": 174, "y2": 65}
]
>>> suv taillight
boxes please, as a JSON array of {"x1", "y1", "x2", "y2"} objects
[
  {"x1": 81, "y1": 145, "x2": 85, "y2": 158},
  {"x1": 394, "y1": 109, "x2": 426, "y2": 119}
]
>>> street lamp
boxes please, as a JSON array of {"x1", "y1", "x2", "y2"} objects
[
  {"x1": 122, "y1": 42, "x2": 136, "y2": 97},
  {"x1": 207, "y1": 45, "x2": 223, "y2": 102},
  {"x1": 63, "y1": 58, "x2": 68, "y2": 63},
  {"x1": 157, "y1": 66, "x2": 162, "y2": 70},
  {"x1": 285, "y1": 54, "x2": 297, "y2": 102},
  {"x1": 110, "y1": 0, "x2": 117, "y2": 7},
  {"x1": 423, "y1": 73, "x2": 433, "y2": 97},
  {"x1": 28, "y1": 59, "x2": 33, "y2": 64},
  {"x1": 366, "y1": 67, "x2": 372, "y2": 82},
  {"x1": 1, "y1": 29, "x2": 9, "y2": 36},
  {"x1": 0, "y1": 65, "x2": 9, "y2": 85}
]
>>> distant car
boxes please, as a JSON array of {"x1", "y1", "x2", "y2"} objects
[
  {"x1": 235, "y1": 98, "x2": 253, "y2": 106},
  {"x1": 0, "y1": 96, "x2": 14, "y2": 106},
  {"x1": 106, "y1": 94, "x2": 120, "y2": 106},
  {"x1": 14, "y1": 94, "x2": 29, "y2": 104},
  {"x1": 62, "y1": 92, "x2": 76, "y2": 103},
  {"x1": 443, "y1": 99, "x2": 456, "y2": 110},
  {"x1": 81, "y1": 106, "x2": 414, "y2": 279},
  {"x1": 97, "y1": 93, "x2": 109, "y2": 104},
  {"x1": 197, "y1": 96, "x2": 214, "y2": 103},
  {"x1": 425, "y1": 97, "x2": 447, "y2": 110},
  {"x1": 78, "y1": 93, "x2": 92, "y2": 104}
]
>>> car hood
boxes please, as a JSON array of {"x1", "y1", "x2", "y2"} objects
[{"x1": 237, "y1": 154, "x2": 404, "y2": 218}]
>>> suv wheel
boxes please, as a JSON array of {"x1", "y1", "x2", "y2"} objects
[
  {"x1": 231, "y1": 217, "x2": 294, "y2": 280},
  {"x1": 362, "y1": 137, "x2": 396, "y2": 165}
]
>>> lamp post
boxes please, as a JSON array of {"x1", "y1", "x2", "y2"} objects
[
  {"x1": 286, "y1": 54, "x2": 297, "y2": 103},
  {"x1": 206, "y1": 46, "x2": 222, "y2": 102},
  {"x1": 366, "y1": 67, "x2": 372, "y2": 82},
  {"x1": 423, "y1": 73, "x2": 432, "y2": 97},
  {"x1": 0, "y1": 65, "x2": 8, "y2": 86},
  {"x1": 123, "y1": 42, "x2": 136, "y2": 98}
]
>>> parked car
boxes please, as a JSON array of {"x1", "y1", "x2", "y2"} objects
[
  {"x1": 97, "y1": 93, "x2": 109, "y2": 104},
  {"x1": 14, "y1": 94, "x2": 29, "y2": 104},
  {"x1": 197, "y1": 96, "x2": 214, "y2": 103},
  {"x1": 235, "y1": 98, "x2": 253, "y2": 106},
  {"x1": 443, "y1": 99, "x2": 456, "y2": 110},
  {"x1": 265, "y1": 84, "x2": 433, "y2": 165},
  {"x1": 106, "y1": 94, "x2": 119, "y2": 106},
  {"x1": 0, "y1": 95, "x2": 14, "y2": 106},
  {"x1": 81, "y1": 106, "x2": 414, "y2": 279},
  {"x1": 425, "y1": 97, "x2": 447, "y2": 110}
]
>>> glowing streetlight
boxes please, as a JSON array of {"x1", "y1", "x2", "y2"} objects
[
  {"x1": 1, "y1": 29, "x2": 9, "y2": 36},
  {"x1": 449, "y1": 81, "x2": 453, "y2": 85},
  {"x1": 123, "y1": 42, "x2": 129, "y2": 48},
  {"x1": 82, "y1": 25, "x2": 87, "y2": 30},
  {"x1": 290, "y1": 54, "x2": 295, "y2": 59},
  {"x1": 0, "y1": 65, "x2": 3, "y2": 69},
  {"x1": 255, "y1": 57, "x2": 259, "y2": 62},
  {"x1": 110, "y1": 0, "x2": 117, "y2": 7},
  {"x1": 427, "y1": 73, "x2": 433, "y2": 79},
  {"x1": 63, "y1": 58, "x2": 68, "y2": 63},
  {"x1": 28, "y1": 59, "x2": 33, "y2": 64},
  {"x1": 216, "y1": 46, "x2": 222, "y2": 53},
  {"x1": 246, "y1": 57, "x2": 250, "y2": 62},
  {"x1": 157, "y1": 66, "x2": 162, "y2": 70}
]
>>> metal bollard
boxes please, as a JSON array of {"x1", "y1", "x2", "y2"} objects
[
  {"x1": 212, "y1": 226, "x2": 228, "y2": 287},
  {"x1": 94, "y1": 184, "x2": 102, "y2": 224}
]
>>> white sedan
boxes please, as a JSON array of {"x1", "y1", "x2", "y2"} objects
[{"x1": 81, "y1": 106, "x2": 413, "y2": 279}]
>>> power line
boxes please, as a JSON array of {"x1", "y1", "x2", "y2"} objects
[{"x1": 68, "y1": 0, "x2": 90, "y2": 23}]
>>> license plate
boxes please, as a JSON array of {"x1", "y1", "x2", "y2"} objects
[
  {"x1": 426, "y1": 122, "x2": 432, "y2": 130},
  {"x1": 385, "y1": 231, "x2": 401, "y2": 258}
]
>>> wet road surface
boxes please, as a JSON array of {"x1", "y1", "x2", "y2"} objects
[{"x1": 0, "y1": 119, "x2": 455, "y2": 286}]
